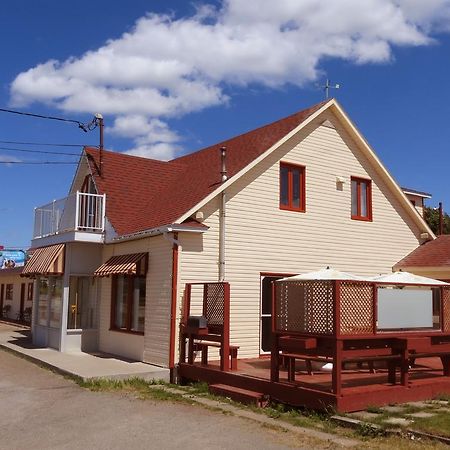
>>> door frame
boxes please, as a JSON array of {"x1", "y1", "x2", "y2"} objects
[
  {"x1": 259, "y1": 272, "x2": 295, "y2": 355},
  {"x1": 20, "y1": 283, "x2": 26, "y2": 321}
]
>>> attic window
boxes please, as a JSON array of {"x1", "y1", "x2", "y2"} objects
[
  {"x1": 81, "y1": 175, "x2": 97, "y2": 194},
  {"x1": 280, "y1": 162, "x2": 306, "y2": 212},
  {"x1": 351, "y1": 177, "x2": 372, "y2": 221}
]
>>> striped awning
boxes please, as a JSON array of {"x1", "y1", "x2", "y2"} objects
[
  {"x1": 93, "y1": 252, "x2": 148, "y2": 277},
  {"x1": 22, "y1": 244, "x2": 65, "y2": 277}
]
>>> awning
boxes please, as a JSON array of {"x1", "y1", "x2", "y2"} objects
[
  {"x1": 93, "y1": 252, "x2": 148, "y2": 277},
  {"x1": 21, "y1": 244, "x2": 65, "y2": 277}
]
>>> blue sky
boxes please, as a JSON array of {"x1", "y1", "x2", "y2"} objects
[{"x1": 1, "y1": 0, "x2": 450, "y2": 248}]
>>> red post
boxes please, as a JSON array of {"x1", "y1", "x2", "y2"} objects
[
  {"x1": 332, "y1": 340, "x2": 343, "y2": 396},
  {"x1": 372, "y1": 283, "x2": 378, "y2": 335},
  {"x1": 333, "y1": 281, "x2": 341, "y2": 338},
  {"x1": 271, "y1": 281, "x2": 279, "y2": 382}
]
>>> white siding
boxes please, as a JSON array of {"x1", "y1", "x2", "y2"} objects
[
  {"x1": 98, "y1": 235, "x2": 172, "y2": 365},
  {"x1": 178, "y1": 110, "x2": 424, "y2": 359}
]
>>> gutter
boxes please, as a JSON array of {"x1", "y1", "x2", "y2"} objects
[
  {"x1": 108, "y1": 223, "x2": 208, "y2": 244},
  {"x1": 164, "y1": 231, "x2": 179, "y2": 380}
]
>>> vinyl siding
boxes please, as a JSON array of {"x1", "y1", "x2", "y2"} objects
[
  {"x1": 98, "y1": 235, "x2": 172, "y2": 365},
  {"x1": 178, "y1": 110, "x2": 424, "y2": 359}
]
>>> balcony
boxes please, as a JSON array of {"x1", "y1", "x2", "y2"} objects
[{"x1": 32, "y1": 192, "x2": 106, "y2": 246}]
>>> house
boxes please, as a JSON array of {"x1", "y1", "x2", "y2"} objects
[
  {"x1": 0, "y1": 267, "x2": 33, "y2": 323},
  {"x1": 24, "y1": 98, "x2": 435, "y2": 374},
  {"x1": 401, "y1": 187, "x2": 431, "y2": 218}
]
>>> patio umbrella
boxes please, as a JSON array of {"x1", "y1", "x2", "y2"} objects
[
  {"x1": 371, "y1": 271, "x2": 449, "y2": 286},
  {"x1": 276, "y1": 266, "x2": 367, "y2": 282}
]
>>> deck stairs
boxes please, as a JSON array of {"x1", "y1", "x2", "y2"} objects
[{"x1": 209, "y1": 383, "x2": 269, "y2": 407}]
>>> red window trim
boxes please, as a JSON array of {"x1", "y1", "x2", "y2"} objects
[
  {"x1": 279, "y1": 162, "x2": 306, "y2": 212},
  {"x1": 351, "y1": 176, "x2": 372, "y2": 221}
]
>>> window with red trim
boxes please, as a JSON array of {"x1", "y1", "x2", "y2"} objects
[
  {"x1": 279, "y1": 162, "x2": 305, "y2": 212},
  {"x1": 351, "y1": 177, "x2": 372, "y2": 221}
]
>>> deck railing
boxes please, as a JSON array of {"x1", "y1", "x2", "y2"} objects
[{"x1": 33, "y1": 192, "x2": 106, "y2": 239}]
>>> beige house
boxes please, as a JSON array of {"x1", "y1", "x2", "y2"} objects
[
  {"x1": 24, "y1": 98, "x2": 434, "y2": 374},
  {"x1": 0, "y1": 267, "x2": 33, "y2": 322}
]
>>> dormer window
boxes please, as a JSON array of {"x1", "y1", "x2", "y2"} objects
[{"x1": 279, "y1": 162, "x2": 306, "y2": 212}]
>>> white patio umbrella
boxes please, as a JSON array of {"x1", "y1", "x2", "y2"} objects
[
  {"x1": 371, "y1": 271, "x2": 449, "y2": 286},
  {"x1": 277, "y1": 266, "x2": 368, "y2": 282}
]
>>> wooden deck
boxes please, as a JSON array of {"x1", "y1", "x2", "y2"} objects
[{"x1": 179, "y1": 356, "x2": 450, "y2": 412}]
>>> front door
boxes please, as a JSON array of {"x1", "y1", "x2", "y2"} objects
[{"x1": 260, "y1": 275, "x2": 286, "y2": 353}]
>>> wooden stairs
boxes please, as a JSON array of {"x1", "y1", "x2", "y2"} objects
[{"x1": 209, "y1": 383, "x2": 269, "y2": 407}]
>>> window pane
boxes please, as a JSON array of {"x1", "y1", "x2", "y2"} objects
[
  {"x1": 49, "y1": 277, "x2": 62, "y2": 328},
  {"x1": 38, "y1": 278, "x2": 49, "y2": 326},
  {"x1": 292, "y1": 169, "x2": 300, "y2": 208},
  {"x1": 115, "y1": 276, "x2": 128, "y2": 329},
  {"x1": 280, "y1": 166, "x2": 289, "y2": 206},
  {"x1": 131, "y1": 277, "x2": 146, "y2": 332},
  {"x1": 351, "y1": 180, "x2": 358, "y2": 216},
  {"x1": 360, "y1": 182, "x2": 367, "y2": 217}
]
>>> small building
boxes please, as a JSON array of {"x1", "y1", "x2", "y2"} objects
[
  {"x1": 0, "y1": 267, "x2": 33, "y2": 323},
  {"x1": 24, "y1": 98, "x2": 435, "y2": 373},
  {"x1": 401, "y1": 187, "x2": 431, "y2": 218}
]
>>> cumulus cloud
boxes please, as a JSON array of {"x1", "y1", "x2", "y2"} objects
[{"x1": 10, "y1": 0, "x2": 450, "y2": 159}]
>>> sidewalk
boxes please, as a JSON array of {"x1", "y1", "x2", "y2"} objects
[{"x1": 0, "y1": 322, "x2": 170, "y2": 382}]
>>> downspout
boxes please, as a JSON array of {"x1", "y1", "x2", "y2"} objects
[
  {"x1": 164, "y1": 231, "x2": 180, "y2": 382},
  {"x1": 219, "y1": 147, "x2": 227, "y2": 282}
]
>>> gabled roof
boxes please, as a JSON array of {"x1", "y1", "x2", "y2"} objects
[
  {"x1": 84, "y1": 100, "x2": 327, "y2": 237},
  {"x1": 83, "y1": 98, "x2": 434, "y2": 240},
  {"x1": 395, "y1": 235, "x2": 450, "y2": 269}
]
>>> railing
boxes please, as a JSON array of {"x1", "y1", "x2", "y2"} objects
[{"x1": 33, "y1": 192, "x2": 106, "y2": 239}]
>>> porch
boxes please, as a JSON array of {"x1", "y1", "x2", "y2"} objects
[
  {"x1": 32, "y1": 191, "x2": 106, "y2": 247},
  {"x1": 178, "y1": 278, "x2": 450, "y2": 412}
]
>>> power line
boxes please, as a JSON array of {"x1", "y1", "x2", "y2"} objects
[
  {"x1": 0, "y1": 140, "x2": 85, "y2": 147},
  {"x1": 0, "y1": 107, "x2": 86, "y2": 129},
  {"x1": 0, "y1": 146, "x2": 81, "y2": 156},
  {"x1": 0, "y1": 161, "x2": 79, "y2": 165}
]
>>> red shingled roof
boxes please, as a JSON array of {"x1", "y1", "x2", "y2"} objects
[
  {"x1": 85, "y1": 100, "x2": 327, "y2": 236},
  {"x1": 396, "y1": 235, "x2": 450, "y2": 268}
]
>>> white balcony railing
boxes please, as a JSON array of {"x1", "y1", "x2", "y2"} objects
[{"x1": 33, "y1": 192, "x2": 106, "y2": 239}]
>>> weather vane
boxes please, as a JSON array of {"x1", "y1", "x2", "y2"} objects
[{"x1": 320, "y1": 79, "x2": 341, "y2": 99}]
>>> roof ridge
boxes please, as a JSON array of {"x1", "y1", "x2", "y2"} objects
[{"x1": 171, "y1": 99, "x2": 329, "y2": 163}]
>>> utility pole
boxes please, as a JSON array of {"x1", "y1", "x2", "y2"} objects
[{"x1": 95, "y1": 113, "x2": 104, "y2": 177}]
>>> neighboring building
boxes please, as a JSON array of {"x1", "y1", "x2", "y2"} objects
[
  {"x1": 395, "y1": 235, "x2": 450, "y2": 280},
  {"x1": 401, "y1": 187, "x2": 431, "y2": 218},
  {"x1": 0, "y1": 267, "x2": 33, "y2": 322},
  {"x1": 24, "y1": 98, "x2": 434, "y2": 370}
]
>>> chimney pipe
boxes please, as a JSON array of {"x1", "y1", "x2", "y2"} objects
[
  {"x1": 219, "y1": 146, "x2": 227, "y2": 282},
  {"x1": 220, "y1": 146, "x2": 227, "y2": 182},
  {"x1": 439, "y1": 202, "x2": 444, "y2": 236}
]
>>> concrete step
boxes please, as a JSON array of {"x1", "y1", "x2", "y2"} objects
[{"x1": 209, "y1": 383, "x2": 268, "y2": 407}]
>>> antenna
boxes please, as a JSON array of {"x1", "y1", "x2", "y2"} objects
[{"x1": 320, "y1": 79, "x2": 340, "y2": 99}]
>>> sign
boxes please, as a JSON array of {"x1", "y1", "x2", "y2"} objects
[{"x1": 0, "y1": 249, "x2": 26, "y2": 269}]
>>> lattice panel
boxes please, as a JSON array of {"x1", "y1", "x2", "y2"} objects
[
  {"x1": 340, "y1": 282, "x2": 374, "y2": 335},
  {"x1": 443, "y1": 287, "x2": 450, "y2": 332},
  {"x1": 204, "y1": 283, "x2": 225, "y2": 326},
  {"x1": 276, "y1": 281, "x2": 334, "y2": 335}
]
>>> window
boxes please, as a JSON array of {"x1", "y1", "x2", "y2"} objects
[
  {"x1": 351, "y1": 177, "x2": 372, "y2": 221},
  {"x1": 27, "y1": 282, "x2": 34, "y2": 301},
  {"x1": 5, "y1": 284, "x2": 13, "y2": 300},
  {"x1": 111, "y1": 272, "x2": 146, "y2": 334},
  {"x1": 279, "y1": 162, "x2": 306, "y2": 212}
]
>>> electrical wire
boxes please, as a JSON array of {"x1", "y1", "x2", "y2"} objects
[
  {"x1": 0, "y1": 140, "x2": 85, "y2": 147},
  {"x1": 0, "y1": 146, "x2": 81, "y2": 156},
  {"x1": 0, "y1": 107, "x2": 84, "y2": 127},
  {"x1": 0, "y1": 161, "x2": 79, "y2": 165}
]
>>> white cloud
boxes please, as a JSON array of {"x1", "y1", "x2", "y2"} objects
[
  {"x1": 0, "y1": 155, "x2": 22, "y2": 166},
  {"x1": 10, "y1": 0, "x2": 450, "y2": 159}
]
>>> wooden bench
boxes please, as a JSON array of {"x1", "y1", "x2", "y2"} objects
[
  {"x1": 193, "y1": 341, "x2": 240, "y2": 370},
  {"x1": 282, "y1": 352, "x2": 402, "y2": 381}
]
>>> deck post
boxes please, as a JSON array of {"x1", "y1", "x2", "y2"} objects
[
  {"x1": 332, "y1": 339, "x2": 343, "y2": 395},
  {"x1": 441, "y1": 356, "x2": 450, "y2": 376}
]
